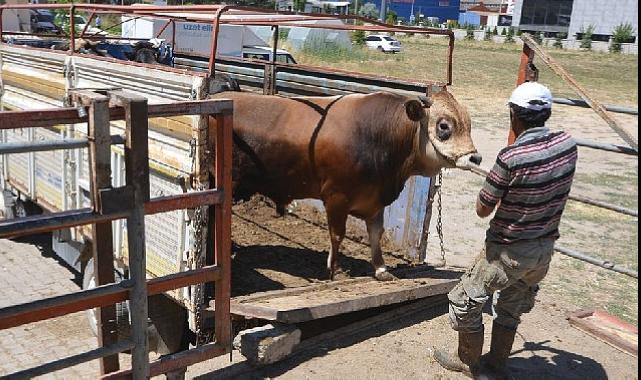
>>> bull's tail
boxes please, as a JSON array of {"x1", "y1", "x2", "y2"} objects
[{"x1": 209, "y1": 73, "x2": 241, "y2": 95}]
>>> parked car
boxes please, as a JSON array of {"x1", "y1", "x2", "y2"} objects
[
  {"x1": 365, "y1": 34, "x2": 402, "y2": 53},
  {"x1": 29, "y1": 10, "x2": 61, "y2": 34}
]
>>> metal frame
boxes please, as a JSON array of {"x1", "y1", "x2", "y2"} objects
[{"x1": 0, "y1": 93, "x2": 233, "y2": 378}]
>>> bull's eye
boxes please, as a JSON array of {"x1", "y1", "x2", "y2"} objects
[{"x1": 436, "y1": 119, "x2": 452, "y2": 141}]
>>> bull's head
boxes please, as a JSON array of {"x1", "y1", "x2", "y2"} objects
[{"x1": 405, "y1": 90, "x2": 480, "y2": 176}]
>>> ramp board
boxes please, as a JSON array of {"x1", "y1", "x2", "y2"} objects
[{"x1": 226, "y1": 267, "x2": 461, "y2": 324}]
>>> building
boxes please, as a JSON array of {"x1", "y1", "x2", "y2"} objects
[
  {"x1": 512, "y1": 0, "x2": 638, "y2": 42},
  {"x1": 458, "y1": 1, "x2": 514, "y2": 27},
  {"x1": 364, "y1": 0, "x2": 461, "y2": 24}
]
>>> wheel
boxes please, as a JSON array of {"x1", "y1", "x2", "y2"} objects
[
  {"x1": 83, "y1": 259, "x2": 131, "y2": 339},
  {"x1": 134, "y1": 47, "x2": 158, "y2": 64},
  {"x1": 13, "y1": 198, "x2": 41, "y2": 218},
  {"x1": 377, "y1": 46, "x2": 384, "y2": 52}
]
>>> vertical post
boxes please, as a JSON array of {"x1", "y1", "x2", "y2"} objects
[
  {"x1": 264, "y1": 25, "x2": 279, "y2": 95},
  {"x1": 111, "y1": 91, "x2": 150, "y2": 379},
  {"x1": 212, "y1": 107, "x2": 233, "y2": 352},
  {"x1": 171, "y1": 20, "x2": 176, "y2": 53},
  {"x1": 510, "y1": 43, "x2": 535, "y2": 144},
  {"x1": 70, "y1": 5, "x2": 76, "y2": 53},
  {"x1": 86, "y1": 92, "x2": 120, "y2": 374},
  {"x1": 447, "y1": 34, "x2": 454, "y2": 85},
  {"x1": 208, "y1": 10, "x2": 223, "y2": 76},
  {"x1": 418, "y1": 177, "x2": 437, "y2": 264}
]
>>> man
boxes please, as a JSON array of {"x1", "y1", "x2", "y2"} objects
[
  {"x1": 95, "y1": 15, "x2": 102, "y2": 29},
  {"x1": 433, "y1": 82, "x2": 578, "y2": 378}
]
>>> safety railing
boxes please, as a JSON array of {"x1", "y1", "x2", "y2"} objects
[{"x1": 0, "y1": 90, "x2": 233, "y2": 378}]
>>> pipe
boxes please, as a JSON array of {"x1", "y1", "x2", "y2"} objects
[
  {"x1": 0, "y1": 135, "x2": 125, "y2": 155},
  {"x1": 574, "y1": 138, "x2": 638, "y2": 156},
  {"x1": 555, "y1": 245, "x2": 638, "y2": 279},
  {"x1": 553, "y1": 97, "x2": 638, "y2": 115}
]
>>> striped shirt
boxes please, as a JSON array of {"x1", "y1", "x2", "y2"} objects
[{"x1": 479, "y1": 127, "x2": 578, "y2": 244}]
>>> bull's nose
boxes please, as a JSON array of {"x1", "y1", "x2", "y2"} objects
[{"x1": 469, "y1": 153, "x2": 482, "y2": 165}]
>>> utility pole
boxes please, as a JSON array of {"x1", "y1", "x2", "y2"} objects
[{"x1": 380, "y1": 0, "x2": 386, "y2": 22}]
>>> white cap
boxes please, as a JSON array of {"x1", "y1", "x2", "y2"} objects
[{"x1": 508, "y1": 82, "x2": 553, "y2": 111}]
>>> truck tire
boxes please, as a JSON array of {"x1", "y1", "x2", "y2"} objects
[
  {"x1": 82, "y1": 259, "x2": 131, "y2": 340},
  {"x1": 134, "y1": 47, "x2": 158, "y2": 64},
  {"x1": 13, "y1": 198, "x2": 41, "y2": 218}
]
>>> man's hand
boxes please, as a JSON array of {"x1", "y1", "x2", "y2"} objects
[{"x1": 476, "y1": 196, "x2": 495, "y2": 218}]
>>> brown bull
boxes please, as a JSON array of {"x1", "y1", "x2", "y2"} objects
[{"x1": 210, "y1": 89, "x2": 480, "y2": 280}]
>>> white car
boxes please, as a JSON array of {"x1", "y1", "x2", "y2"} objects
[{"x1": 365, "y1": 34, "x2": 402, "y2": 53}]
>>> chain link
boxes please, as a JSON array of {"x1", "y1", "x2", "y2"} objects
[
  {"x1": 436, "y1": 170, "x2": 446, "y2": 265},
  {"x1": 189, "y1": 138, "x2": 209, "y2": 346}
]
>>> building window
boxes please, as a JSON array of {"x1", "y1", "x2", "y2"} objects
[
  {"x1": 520, "y1": 0, "x2": 573, "y2": 27},
  {"x1": 439, "y1": 1, "x2": 450, "y2": 6}
]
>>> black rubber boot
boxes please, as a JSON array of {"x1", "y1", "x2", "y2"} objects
[
  {"x1": 480, "y1": 322, "x2": 517, "y2": 379},
  {"x1": 434, "y1": 327, "x2": 484, "y2": 378}
]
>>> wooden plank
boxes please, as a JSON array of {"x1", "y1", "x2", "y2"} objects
[
  {"x1": 568, "y1": 309, "x2": 638, "y2": 357},
  {"x1": 229, "y1": 268, "x2": 460, "y2": 324},
  {"x1": 520, "y1": 33, "x2": 638, "y2": 151}
]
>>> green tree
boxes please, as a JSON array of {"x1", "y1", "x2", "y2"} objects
[
  {"x1": 358, "y1": 2, "x2": 379, "y2": 19},
  {"x1": 385, "y1": 10, "x2": 398, "y2": 25},
  {"x1": 579, "y1": 24, "x2": 595, "y2": 50},
  {"x1": 293, "y1": 0, "x2": 306, "y2": 12},
  {"x1": 484, "y1": 27, "x2": 492, "y2": 41},
  {"x1": 610, "y1": 22, "x2": 635, "y2": 53},
  {"x1": 492, "y1": 26, "x2": 498, "y2": 35},
  {"x1": 553, "y1": 32, "x2": 566, "y2": 49},
  {"x1": 504, "y1": 27, "x2": 515, "y2": 43},
  {"x1": 465, "y1": 24, "x2": 475, "y2": 41},
  {"x1": 501, "y1": 27, "x2": 507, "y2": 36}
]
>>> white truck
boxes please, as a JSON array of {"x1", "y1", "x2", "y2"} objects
[{"x1": 121, "y1": 16, "x2": 297, "y2": 63}]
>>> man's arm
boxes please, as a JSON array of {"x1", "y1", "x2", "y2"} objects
[{"x1": 476, "y1": 196, "x2": 495, "y2": 218}]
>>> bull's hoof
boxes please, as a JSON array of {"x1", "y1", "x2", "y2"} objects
[
  {"x1": 374, "y1": 268, "x2": 397, "y2": 281},
  {"x1": 329, "y1": 268, "x2": 350, "y2": 281}
]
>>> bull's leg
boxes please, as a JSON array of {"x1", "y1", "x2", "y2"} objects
[
  {"x1": 324, "y1": 196, "x2": 349, "y2": 280},
  {"x1": 366, "y1": 211, "x2": 397, "y2": 281}
]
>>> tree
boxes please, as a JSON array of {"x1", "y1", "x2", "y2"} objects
[
  {"x1": 579, "y1": 24, "x2": 595, "y2": 50},
  {"x1": 492, "y1": 26, "x2": 498, "y2": 35},
  {"x1": 465, "y1": 24, "x2": 475, "y2": 41},
  {"x1": 292, "y1": 0, "x2": 306, "y2": 12},
  {"x1": 358, "y1": 2, "x2": 379, "y2": 19},
  {"x1": 385, "y1": 10, "x2": 398, "y2": 25},
  {"x1": 501, "y1": 27, "x2": 507, "y2": 36},
  {"x1": 610, "y1": 22, "x2": 635, "y2": 53},
  {"x1": 484, "y1": 27, "x2": 492, "y2": 41},
  {"x1": 553, "y1": 32, "x2": 566, "y2": 49},
  {"x1": 504, "y1": 27, "x2": 515, "y2": 43}
]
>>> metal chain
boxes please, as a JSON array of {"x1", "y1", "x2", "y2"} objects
[
  {"x1": 189, "y1": 138, "x2": 209, "y2": 346},
  {"x1": 436, "y1": 170, "x2": 446, "y2": 265}
]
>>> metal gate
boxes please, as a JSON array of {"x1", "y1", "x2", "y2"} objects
[{"x1": 0, "y1": 91, "x2": 233, "y2": 378}]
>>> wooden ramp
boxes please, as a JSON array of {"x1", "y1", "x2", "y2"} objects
[{"x1": 226, "y1": 267, "x2": 462, "y2": 324}]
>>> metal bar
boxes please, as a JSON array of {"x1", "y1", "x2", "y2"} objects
[
  {"x1": 155, "y1": 19, "x2": 172, "y2": 39},
  {"x1": 213, "y1": 111, "x2": 233, "y2": 354},
  {"x1": 208, "y1": 9, "x2": 225, "y2": 75},
  {"x1": 520, "y1": 33, "x2": 638, "y2": 151},
  {"x1": 555, "y1": 245, "x2": 638, "y2": 279},
  {"x1": 511, "y1": 42, "x2": 535, "y2": 145},
  {"x1": 114, "y1": 91, "x2": 150, "y2": 379},
  {"x1": 87, "y1": 92, "x2": 121, "y2": 374},
  {"x1": 70, "y1": 5, "x2": 76, "y2": 52},
  {"x1": 468, "y1": 166, "x2": 637, "y2": 217},
  {"x1": 80, "y1": 12, "x2": 97, "y2": 38},
  {"x1": 574, "y1": 138, "x2": 638, "y2": 156},
  {"x1": 99, "y1": 342, "x2": 227, "y2": 380},
  {"x1": 418, "y1": 176, "x2": 437, "y2": 263},
  {"x1": 0, "y1": 266, "x2": 221, "y2": 330},
  {"x1": 0, "y1": 100, "x2": 233, "y2": 129},
  {"x1": 0, "y1": 135, "x2": 125, "y2": 155},
  {"x1": 447, "y1": 34, "x2": 454, "y2": 85},
  {"x1": 5, "y1": 340, "x2": 134, "y2": 380},
  {"x1": 553, "y1": 98, "x2": 638, "y2": 115},
  {"x1": 0, "y1": 208, "x2": 129, "y2": 239},
  {"x1": 144, "y1": 189, "x2": 224, "y2": 215}
]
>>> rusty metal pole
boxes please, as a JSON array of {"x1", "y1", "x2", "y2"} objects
[
  {"x1": 208, "y1": 10, "x2": 224, "y2": 76},
  {"x1": 509, "y1": 43, "x2": 536, "y2": 145},
  {"x1": 84, "y1": 91, "x2": 120, "y2": 375},
  {"x1": 212, "y1": 107, "x2": 233, "y2": 354},
  {"x1": 70, "y1": 5, "x2": 76, "y2": 53},
  {"x1": 111, "y1": 90, "x2": 150, "y2": 379},
  {"x1": 447, "y1": 33, "x2": 454, "y2": 85}
]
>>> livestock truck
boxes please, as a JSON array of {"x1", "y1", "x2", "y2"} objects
[{"x1": 0, "y1": 3, "x2": 454, "y2": 371}]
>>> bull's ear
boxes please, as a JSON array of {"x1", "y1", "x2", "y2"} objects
[{"x1": 405, "y1": 99, "x2": 426, "y2": 121}]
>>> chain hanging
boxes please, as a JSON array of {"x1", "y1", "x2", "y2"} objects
[{"x1": 436, "y1": 170, "x2": 446, "y2": 265}]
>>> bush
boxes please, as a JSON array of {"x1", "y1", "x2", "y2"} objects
[
  {"x1": 358, "y1": 2, "x2": 379, "y2": 19},
  {"x1": 351, "y1": 29, "x2": 366, "y2": 46},
  {"x1": 610, "y1": 22, "x2": 635, "y2": 53},
  {"x1": 579, "y1": 24, "x2": 595, "y2": 50},
  {"x1": 484, "y1": 27, "x2": 492, "y2": 41},
  {"x1": 532, "y1": 32, "x2": 543, "y2": 44},
  {"x1": 465, "y1": 25, "x2": 475, "y2": 41},
  {"x1": 553, "y1": 32, "x2": 566, "y2": 49},
  {"x1": 492, "y1": 26, "x2": 498, "y2": 35},
  {"x1": 501, "y1": 27, "x2": 507, "y2": 36},
  {"x1": 504, "y1": 27, "x2": 515, "y2": 43}
]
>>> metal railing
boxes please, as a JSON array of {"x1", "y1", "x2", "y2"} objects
[{"x1": 0, "y1": 91, "x2": 233, "y2": 378}]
